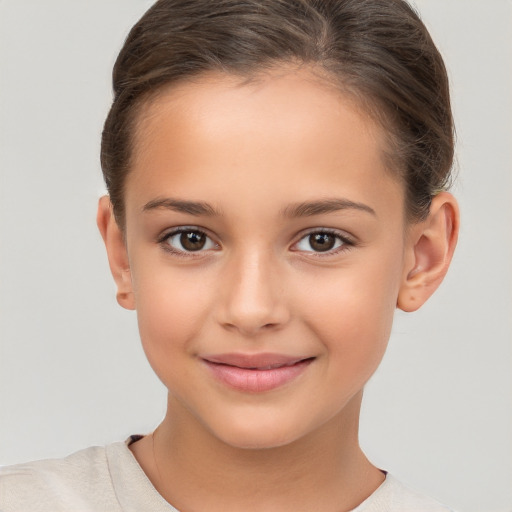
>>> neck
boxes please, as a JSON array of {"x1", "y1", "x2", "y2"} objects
[{"x1": 131, "y1": 391, "x2": 384, "y2": 512}]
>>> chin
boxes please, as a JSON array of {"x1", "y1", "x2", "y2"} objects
[
  {"x1": 209, "y1": 416, "x2": 307, "y2": 451},
  {"x1": 219, "y1": 431, "x2": 298, "y2": 451}
]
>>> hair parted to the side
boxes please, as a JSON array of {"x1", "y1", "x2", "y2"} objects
[{"x1": 101, "y1": 0, "x2": 454, "y2": 227}]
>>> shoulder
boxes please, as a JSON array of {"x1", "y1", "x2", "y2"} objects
[
  {"x1": 0, "y1": 444, "x2": 123, "y2": 512},
  {"x1": 385, "y1": 475, "x2": 454, "y2": 511},
  {"x1": 353, "y1": 474, "x2": 455, "y2": 512}
]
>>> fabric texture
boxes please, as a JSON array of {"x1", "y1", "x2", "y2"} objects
[{"x1": 0, "y1": 438, "x2": 453, "y2": 512}]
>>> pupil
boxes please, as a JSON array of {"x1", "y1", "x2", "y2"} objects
[
  {"x1": 181, "y1": 231, "x2": 206, "y2": 251},
  {"x1": 310, "y1": 233, "x2": 335, "y2": 252}
]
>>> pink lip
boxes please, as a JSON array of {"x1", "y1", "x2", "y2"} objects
[{"x1": 202, "y1": 353, "x2": 314, "y2": 393}]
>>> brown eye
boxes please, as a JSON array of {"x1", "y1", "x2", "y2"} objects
[
  {"x1": 294, "y1": 231, "x2": 348, "y2": 254},
  {"x1": 309, "y1": 233, "x2": 336, "y2": 252},
  {"x1": 180, "y1": 231, "x2": 206, "y2": 251},
  {"x1": 164, "y1": 229, "x2": 216, "y2": 253}
]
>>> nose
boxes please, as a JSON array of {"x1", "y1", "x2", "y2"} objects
[{"x1": 216, "y1": 249, "x2": 290, "y2": 336}]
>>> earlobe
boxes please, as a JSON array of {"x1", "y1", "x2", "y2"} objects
[
  {"x1": 97, "y1": 196, "x2": 136, "y2": 310},
  {"x1": 397, "y1": 192, "x2": 459, "y2": 312}
]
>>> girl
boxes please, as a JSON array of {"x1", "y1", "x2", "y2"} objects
[{"x1": 1, "y1": 0, "x2": 460, "y2": 510}]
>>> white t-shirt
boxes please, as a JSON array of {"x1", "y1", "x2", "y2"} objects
[{"x1": 0, "y1": 437, "x2": 454, "y2": 512}]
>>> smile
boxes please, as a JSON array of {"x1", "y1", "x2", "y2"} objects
[{"x1": 202, "y1": 353, "x2": 315, "y2": 393}]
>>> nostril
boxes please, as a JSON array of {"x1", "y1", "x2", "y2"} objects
[{"x1": 219, "y1": 318, "x2": 285, "y2": 337}]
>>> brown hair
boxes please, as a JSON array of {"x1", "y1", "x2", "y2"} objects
[{"x1": 101, "y1": 0, "x2": 454, "y2": 226}]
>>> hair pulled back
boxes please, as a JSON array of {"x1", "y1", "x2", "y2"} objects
[{"x1": 101, "y1": 0, "x2": 454, "y2": 225}]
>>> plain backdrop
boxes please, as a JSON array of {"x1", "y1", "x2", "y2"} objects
[{"x1": 0, "y1": 1, "x2": 511, "y2": 511}]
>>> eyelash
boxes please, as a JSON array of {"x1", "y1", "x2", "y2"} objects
[
  {"x1": 157, "y1": 227, "x2": 356, "y2": 258},
  {"x1": 292, "y1": 228, "x2": 355, "y2": 257},
  {"x1": 157, "y1": 227, "x2": 218, "y2": 259}
]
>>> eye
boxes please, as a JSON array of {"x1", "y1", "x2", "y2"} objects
[
  {"x1": 162, "y1": 228, "x2": 217, "y2": 253},
  {"x1": 294, "y1": 230, "x2": 352, "y2": 254}
]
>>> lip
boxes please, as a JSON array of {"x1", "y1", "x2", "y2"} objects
[{"x1": 202, "y1": 353, "x2": 314, "y2": 393}]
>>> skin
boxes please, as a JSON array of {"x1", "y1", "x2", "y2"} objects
[{"x1": 98, "y1": 67, "x2": 459, "y2": 512}]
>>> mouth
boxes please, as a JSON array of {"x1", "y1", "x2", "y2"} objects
[{"x1": 202, "y1": 353, "x2": 315, "y2": 393}]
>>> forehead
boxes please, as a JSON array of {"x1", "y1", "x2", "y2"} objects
[{"x1": 126, "y1": 68, "x2": 404, "y2": 220}]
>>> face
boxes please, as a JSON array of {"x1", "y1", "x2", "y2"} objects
[{"x1": 120, "y1": 69, "x2": 411, "y2": 449}]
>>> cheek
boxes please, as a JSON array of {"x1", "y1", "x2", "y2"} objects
[
  {"x1": 297, "y1": 253, "x2": 402, "y2": 368},
  {"x1": 131, "y1": 265, "x2": 215, "y2": 380},
  {"x1": 300, "y1": 289, "x2": 393, "y2": 403}
]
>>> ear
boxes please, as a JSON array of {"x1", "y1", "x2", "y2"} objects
[
  {"x1": 397, "y1": 192, "x2": 459, "y2": 312},
  {"x1": 97, "y1": 196, "x2": 136, "y2": 310}
]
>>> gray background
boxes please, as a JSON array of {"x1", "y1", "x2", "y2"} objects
[{"x1": 0, "y1": 1, "x2": 510, "y2": 511}]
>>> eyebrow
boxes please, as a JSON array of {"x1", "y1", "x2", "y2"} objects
[
  {"x1": 142, "y1": 198, "x2": 221, "y2": 216},
  {"x1": 281, "y1": 198, "x2": 376, "y2": 218},
  {"x1": 142, "y1": 197, "x2": 376, "y2": 218}
]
